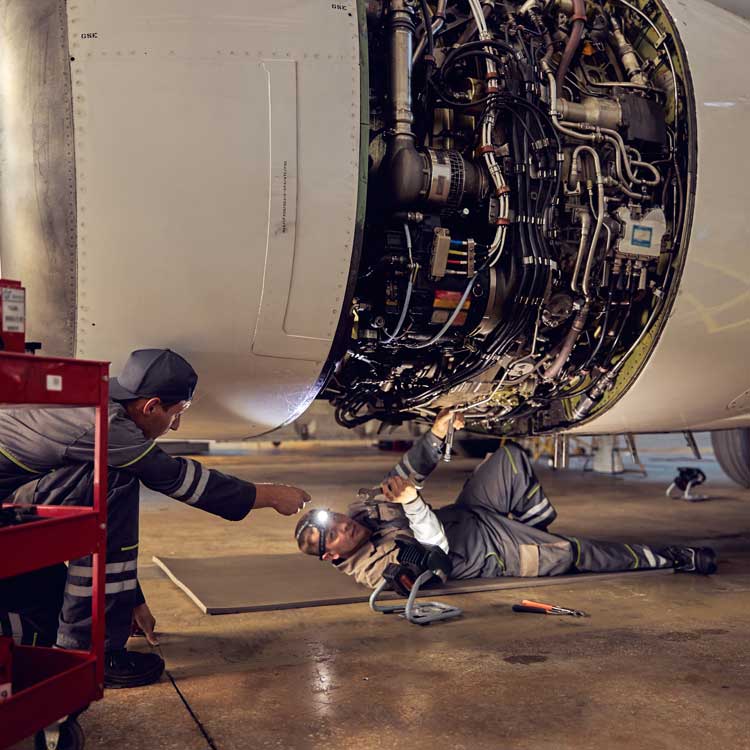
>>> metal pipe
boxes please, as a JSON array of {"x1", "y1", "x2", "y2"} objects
[
  {"x1": 571, "y1": 146, "x2": 605, "y2": 298},
  {"x1": 570, "y1": 209, "x2": 592, "y2": 294},
  {"x1": 457, "y1": 0, "x2": 492, "y2": 44},
  {"x1": 389, "y1": 0, "x2": 416, "y2": 142},
  {"x1": 613, "y1": 0, "x2": 678, "y2": 108},
  {"x1": 557, "y1": 97, "x2": 623, "y2": 130},
  {"x1": 606, "y1": 176, "x2": 644, "y2": 200},
  {"x1": 601, "y1": 128, "x2": 660, "y2": 186},
  {"x1": 382, "y1": 224, "x2": 417, "y2": 343},
  {"x1": 580, "y1": 63, "x2": 655, "y2": 93},
  {"x1": 625, "y1": 433, "x2": 641, "y2": 465},
  {"x1": 413, "y1": 0, "x2": 447, "y2": 63},
  {"x1": 684, "y1": 431, "x2": 702, "y2": 460},
  {"x1": 554, "y1": 0, "x2": 575, "y2": 14},
  {"x1": 545, "y1": 67, "x2": 660, "y2": 191},
  {"x1": 553, "y1": 434, "x2": 570, "y2": 469},
  {"x1": 386, "y1": 0, "x2": 428, "y2": 206},
  {"x1": 542, "y1": 67, "x2": 598, "y2": 142},
  {"x1": 609, "y1": 14, "x2": 649, "y2": 86},
  {"x1": 543, "y1": 301, "x2": 590, "y2": 381}
]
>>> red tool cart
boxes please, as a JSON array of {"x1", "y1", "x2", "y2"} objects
[{"x1": 0, "y1": 351, "x2": 109, "y2": 750}]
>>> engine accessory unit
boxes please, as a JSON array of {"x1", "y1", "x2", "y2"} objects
[{"x1": 325, "y1": 0, "x2": 693, "y2": 439}]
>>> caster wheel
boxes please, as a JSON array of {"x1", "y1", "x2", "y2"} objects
[{"x1": 34, "y1": 717, "x2": 85, "y2": 750}]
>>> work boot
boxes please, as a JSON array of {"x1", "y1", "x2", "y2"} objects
[
  {"x1": 104, "y1": 648, "x2": 165, "y2": 689},
  {"x1": 659, "y1": 546, "x2": 717, "y2": 575}
]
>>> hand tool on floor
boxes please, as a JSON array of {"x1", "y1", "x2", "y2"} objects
[{"x1": 512, "y1": 599, "x2": 588, "y2": 617}]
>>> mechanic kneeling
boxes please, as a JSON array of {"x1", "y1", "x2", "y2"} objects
[{"x1": 0, "y1": 349, "x2": 310, "y2": 688}]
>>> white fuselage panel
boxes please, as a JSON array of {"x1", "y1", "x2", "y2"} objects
[
  {"x1": 68, "y1": 1, "x2": 361, "y2": 437},
  {"x1": 576, "y1": 0, "x2": 750, "y2": 434}
]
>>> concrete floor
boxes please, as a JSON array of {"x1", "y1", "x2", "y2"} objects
[{"x1": 12, "y1": 440, "x2": 750, "y2": 750}]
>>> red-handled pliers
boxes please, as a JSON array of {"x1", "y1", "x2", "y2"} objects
[{"x1": 512, "y1": 599, "x2": 588, "y2": 617}]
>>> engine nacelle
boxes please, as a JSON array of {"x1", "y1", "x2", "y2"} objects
[{"x1": 0, "y1": 0, "x2": 748, "y2": 438}]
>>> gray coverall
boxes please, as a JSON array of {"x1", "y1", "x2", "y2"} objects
[
  {"x1": 336, "y1": 431, "x2": 671, "y2": 587},
  {"x1": 0, "y1": 403, "x2": 256, "y2": 650}
]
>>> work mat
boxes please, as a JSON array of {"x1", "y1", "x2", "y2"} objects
[{"x1": 153, "y1": 554, "x2": 673, "y2": 615}]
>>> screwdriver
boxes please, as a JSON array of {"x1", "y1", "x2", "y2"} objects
[{"x1": 512, "y1": 599, "x2": 588, "y2": 617}]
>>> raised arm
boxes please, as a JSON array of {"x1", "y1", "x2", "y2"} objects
[
  {"x1": 381, "y1": 475, "x2": 449, "y2": 553},
  {"x1": 383, "y1": 409, "x2": 465, "y2": 488}
]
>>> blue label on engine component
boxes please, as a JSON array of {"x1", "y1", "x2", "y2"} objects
[{"x1": 631, "y1": 225, "x2": 653, "y2": 248}]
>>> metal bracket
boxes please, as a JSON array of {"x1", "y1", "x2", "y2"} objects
[
  {"x1": 683, "y1": 431, "x2": 702, "y2": 460},
  {"x1": 553, "y1": 433, "x2": 569, "y2": 469},
  {"x1": 369, "y1": 570, "x2": 462, "y2": 625},
  {"x1": 624, "y1": 433, "x2": 647, "y2": 476}
]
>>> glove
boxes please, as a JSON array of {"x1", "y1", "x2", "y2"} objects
[{"x1": 381, "y1": 536, "x2": 453, "y2": 596}]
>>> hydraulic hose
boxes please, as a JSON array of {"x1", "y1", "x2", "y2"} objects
[
  {"x1": 571, "y1": 146, "x2": 605, "y2": 298},
  {"x1": 406, "y1": 274, "x2": 479, "y2": 350},
  {"x1": 413, "y1": 0, "x2": 446, "y2": 63},
  {"x1": 570, "y1": 209, "x2": 592, "y2": 294},
  {"x1": 382, "y1": 224, "x2": 416, "y2": 342},
  {"x1": 556, "y1": 0, "x2": 586, "y2": 92},
  {"x1": 542, "y1": 301, "x2": 590, "y2": 381}
]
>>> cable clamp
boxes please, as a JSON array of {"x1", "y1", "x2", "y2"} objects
[{"x1": 522, "y1": 257, "x2": 553, "y2": 266}]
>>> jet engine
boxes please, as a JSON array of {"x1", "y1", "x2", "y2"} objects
[
  {"x1": 0, "y1": 0, "x2": 748, "y2": 439},
  {"x1": 324, "y1": 0, "x2": 748, "y2": 437}
]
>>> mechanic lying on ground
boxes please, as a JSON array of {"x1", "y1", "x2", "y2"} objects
[{"x1": 295, "y1": 410, "x2": 717, "y2": 586}]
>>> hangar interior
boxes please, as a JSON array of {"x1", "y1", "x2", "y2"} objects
[
  {"x1": 8, "y1": 437, "x2": 750, "y2": 750},
  {"x1": 1, "y1": 0, "x2": 749, "y2": 749}
]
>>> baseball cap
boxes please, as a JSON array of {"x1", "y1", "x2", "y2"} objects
[{"x1": 109, "y1": 349, "x2": 198, "y2": 403}]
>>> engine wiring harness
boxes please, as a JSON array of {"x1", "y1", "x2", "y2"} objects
[{"x1": 325, "y1": 0, "x2": 692, "y2": 436}]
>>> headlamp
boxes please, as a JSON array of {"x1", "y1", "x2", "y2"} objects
[{"x1": 296, "y1": 509, "x2": 332, "y2": 559}]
